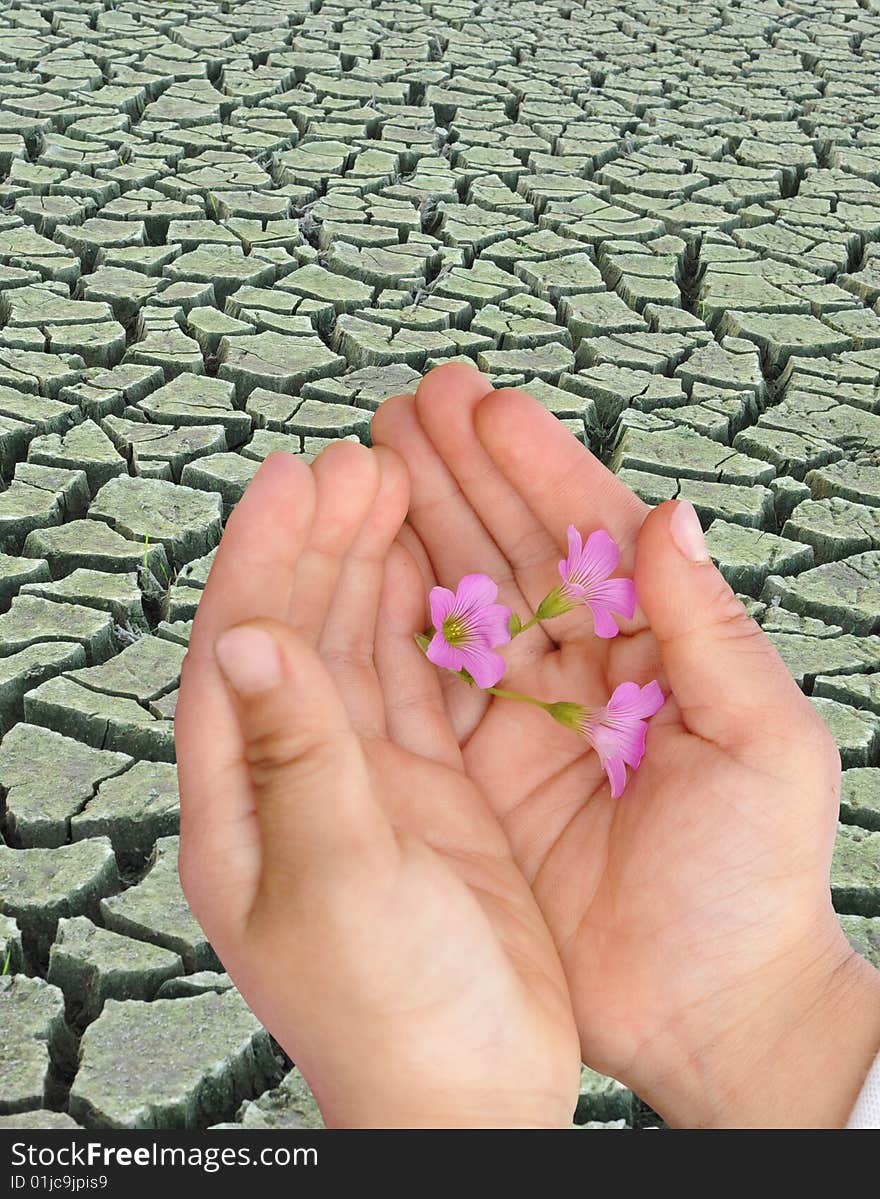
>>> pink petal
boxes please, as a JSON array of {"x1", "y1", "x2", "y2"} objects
[
  {"x1": 605, "y1": 681, "x2": 642, "y2": 713},
  {"x1": 602, "y1": 754, "x2": 627, "y2": 799},
  {"x1": 468, "y1": 601, "x2": 512, "y2": 648},
  {"x1": 593, "y1": 576, "x2": 637, "y2": 621},
  {"x1": 561, "y1": 525, "x2": 589, "y2": 580},
  {"x1": 454, "y1": 573, "x2": 499, "y2": 611},
  {"x1": 463, "y1": 646, "x2": 506, "y2": 688},
  {"x1": 590, "y1": 600, "x2": 623, "y2": 639},
  {"x1": 429, "y1": 586, "x2": 457, "y2": 630},
  {"x1": 425, "y1": 630, "x2": 462, "y2": 673},
  {"x1": 614, "y1": 722, "x2": 649, "y2": 769},
  {"x1": 640, "y1": 680, "x2": 665, "y2": 717},
  {"x1": 607, "y1": 680, "x2": 665, "y2": 720},
  {"x1": 582, "y1": 529, "x2": 620, "y2": 580},
  {"x1": 590, "y1": 721, "x2": 643, "y2": 769}
]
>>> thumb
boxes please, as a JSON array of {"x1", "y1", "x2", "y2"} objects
[
  {"x1": 213, "y1": 619, "x2": 396, "y2": 896},
  {"x1": 634, "y1": 500, "x2": 828, "y2": 770}
]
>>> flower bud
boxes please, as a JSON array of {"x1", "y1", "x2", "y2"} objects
[
  {"x1": 544, "y1": 700, "x2": 590, "y2": 732},
  {"x1": 535, "y1": 585, "x2": 576, "y2": 621}
]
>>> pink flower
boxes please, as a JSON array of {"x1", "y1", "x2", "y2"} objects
[
  {"x1": 585, "y1": 681, "x2": 665, "y2": 797},
  {"x1": 426, "y1": 573, "x2": 512, "y2": 688},
  {"x1": 547, "y1": 680, "x2": 665, "y2": 798},
  {"x1": 557, "y1": 525, "x2": 636, "y2": 638}
]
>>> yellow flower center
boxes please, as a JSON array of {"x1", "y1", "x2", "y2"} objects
[{"x1": 442, "y1": 614, "x2": 469, "y2": 646}]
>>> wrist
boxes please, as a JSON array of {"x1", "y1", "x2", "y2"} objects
[
  {"x1": 632, "y1": 919, "x2": 880, "y2": 1128},
  {"x1": 302, "y1": 1053, "x2": 576, "y2": 1129},
  {"x1": 323, "y1": 1091, "x2": 573, "y2": 1129}
]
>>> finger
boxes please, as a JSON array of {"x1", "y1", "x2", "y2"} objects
[
  {"x1": 474, "y1": 387, "x2": 650, "y2": 636},
  {"x1": 371, "y1": 382, "x2": 501, "y2": 584},
  {"x1": 286, "y1": 440, "x2": 382, "y2": 642},
  {"x1": 474, "y1": 388, "x2": 649, "y2": 564},
  {"x1": 212, "y1": 618, "x2": 398, "y2": 906},
  {"x1": 372, "y1": 378, "x2": 551, "y2": 659},
  {"x1": 415, "y1": 373, "x2": 563, "y2": 608},
  {"x1": 188, "y1": 452, "x2": 316, "y2": 658},
  {"x1": 318, "y1": 446, "x2": 410, "y2": 735},
  {"x1": 397, "y1": 521, "x2": 437, "y2": 594},
  {"x1": 374, "y1": 541, "x2": 464, "y2": 768},
  {"x1": 176, "y1": 452, "x2": 316, "y2": 931},
  {"x1": 634, "y1": 500, "x2": 835, "y2": 776}
]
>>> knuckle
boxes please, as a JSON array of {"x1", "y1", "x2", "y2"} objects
[
  {"x1": 706, "y1": 568, "x2": 746, "y2": 619},
  {"x1": 321, "y1": 644, "x2": 374, "y2": 672},
  {"x1": 244, "y1": 723, "x2": 335, "y2": 787},
  {"x1": 711, "y1": 600, "x2": 765, "y2": 649}
]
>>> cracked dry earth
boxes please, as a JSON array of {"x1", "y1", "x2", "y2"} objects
[{"x1": 0, "y1": 0, "x2": 879, "y2": 1133}]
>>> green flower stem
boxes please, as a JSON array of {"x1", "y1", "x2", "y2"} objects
[
  {"x1": 485, "y1": 686, "x2": 552, "y2": 712},
  {"x1": 512, "y1": 614, "x2": 542, "y2": 636},
  {"x1": 413, "y1": 633, "x2": 587, "y2": 726}
]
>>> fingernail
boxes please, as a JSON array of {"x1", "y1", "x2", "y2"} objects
[
  {"x1": 670, "y1": 500, "x2": 709, "y2": 563},
  {"x1": 214, "y1": 626, "x2": 283, "y2": 695}
]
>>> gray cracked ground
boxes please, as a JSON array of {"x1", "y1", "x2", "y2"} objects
[{"x1": 0, "y1": 0, "x2": 879, "y2": 1132}]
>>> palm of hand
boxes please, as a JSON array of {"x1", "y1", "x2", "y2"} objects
[
  {"x1": 175, "y1": 407, "x2": 580, "y2": 1127},
  {"x1": 371, "y1": 366, "x2": 843, "y2": 1102},
  {"x1": 453, "y1": 648, "x2": 820, "y2": 1082}
]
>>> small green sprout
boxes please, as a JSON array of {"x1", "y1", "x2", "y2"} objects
[
  {"x1": 1, "y1": 947, "x2": 12, "y2": 977},
  {"x1": 142, "y1": 533, "x2": 171, "y2": 588}
]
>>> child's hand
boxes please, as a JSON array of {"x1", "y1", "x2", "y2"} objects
[
  {"x1": 373, "y1": 364, "x2": 880, "y2": 1129},
  {"x1": 174, "y1": 440, "x2": 579, "y2": 1128}
]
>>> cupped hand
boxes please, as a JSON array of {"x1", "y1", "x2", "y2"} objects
[
  {"x1": 372, "y1": 363, "x2": 880, "y2": 1129},
  {"x1": 174, "y1": 438, "x2": 580, "y2": 1128}
]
